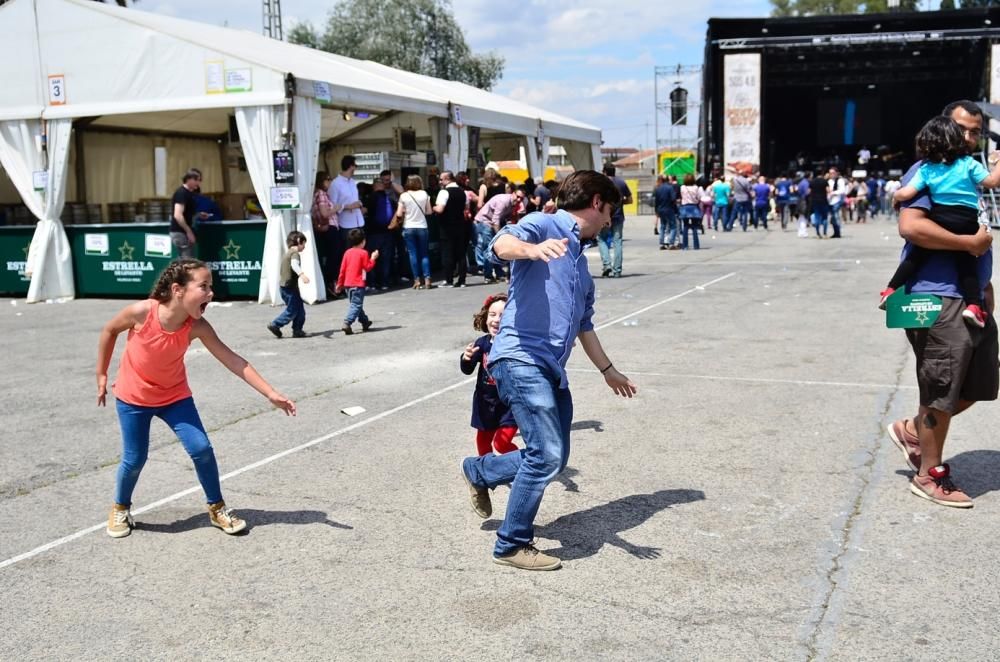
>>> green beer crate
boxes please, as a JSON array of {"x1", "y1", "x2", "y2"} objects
[{"x1": 0, "y1": 225, "x2": 35, "y2": 296}]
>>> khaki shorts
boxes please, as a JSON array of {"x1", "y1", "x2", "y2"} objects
[{"x1": 906, "y1": 297, "x2": 999, "y2": 413}]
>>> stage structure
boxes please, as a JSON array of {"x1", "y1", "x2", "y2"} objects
[
  {"x1": 653, "y1": 64, "x2": 702, "y2": 177},
  {"x1": 702, "y1": 7, "x2": 1000, "y2": 177}
]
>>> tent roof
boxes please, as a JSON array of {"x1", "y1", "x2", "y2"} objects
[{"x1": 0, "y1": 0, "x2": 600, "y2": 144}]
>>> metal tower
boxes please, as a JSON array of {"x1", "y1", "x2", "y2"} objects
[
  {"x1": 653, "y1": 64, "x2": 702, "y2": 176},
  {"x1": 263, "y1": 0, "x2": 283, "y2": 40}
]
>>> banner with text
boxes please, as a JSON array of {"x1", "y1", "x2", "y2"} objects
[{"x1": 723, "y1": 53, "x2": 761, "y2": 171}]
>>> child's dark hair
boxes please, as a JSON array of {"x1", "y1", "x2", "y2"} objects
[
  {"x1": 286, "y1": 230, "x2": 306, "y2": 247},
  {"x1": 473, "y1": 293, "x2": 508, "y2": 332},
  {"x1": 150, "y1": 258, "x2": 208, "y2": 302},
  {"x1": 915, "y1": 116, "x2": 969, "y2": 164},
  {"x1": 347, "y1": 228, "x2": 366, "y2": 247}
]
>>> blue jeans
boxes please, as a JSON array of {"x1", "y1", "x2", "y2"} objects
[
  {"x1": 658, "y1": 208, "x2": 678, "y2": 246},
  {"x1": 115, "y1": 397, "x2": 221, "y2": 505},
  {"x1": 754, "y1": 205, "x2": 769, "y2": 229},
  {"x1": 597, "y1": 217, "x2": 624, "y2": 275},
  {"x1": 462, "y1": 360, "x2": 573, "y2": 556},
  {"x1": 473, "y1": 223, "x2": 497, "y2": 279},
  {"x1": 829, "y1": 202, "x2": 843, "y2": 237},
  {"x1": 403, "y1": 228, "x2": 430, "y2": 280},
  {"x1": 344, "y1": 286, "x2": 370, "y2": 325},
  {"x1": 682, "y1": 219, "x2": 700, "y2": 249},
  {"x1": 272, "y1": 286, "x2": 304, "y2": 332},
  {"x1": 812, "y1": 204, "x2": 829, "y2": 236},
  {"x1": 712, "y1": 204, "x2": 728, "y2": 231},
  {"x1": 731, "y1": 200, "x2": 751, "y2": 231}
]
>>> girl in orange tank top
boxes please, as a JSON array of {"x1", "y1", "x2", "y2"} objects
[{"x1": 96, "y1": 259, "x2": 296, "y2": 539}]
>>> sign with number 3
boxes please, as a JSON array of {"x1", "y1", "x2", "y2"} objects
[{"x1": 48, "y1": 75, "x2": 66, "y2": 106}]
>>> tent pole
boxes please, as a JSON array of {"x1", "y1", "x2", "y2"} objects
[{"x1": 74, "y1": 123, "x2": 86, "y2": 204}]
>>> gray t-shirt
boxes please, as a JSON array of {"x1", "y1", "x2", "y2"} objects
[{"x1": 732, "y1": 175, "x2": 752, "y2": 202}]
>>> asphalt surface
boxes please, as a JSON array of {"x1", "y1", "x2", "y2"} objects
[{"x1": 2, "y1": 214, "x2": 999, "y2": 661}]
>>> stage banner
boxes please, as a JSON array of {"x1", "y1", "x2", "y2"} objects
[
  {"x1": 723, "y1": 53, "x2": 761, "y2": 171},
  {"x1": 991, "y1": 44, "x2": 1000, "y2": 152}
]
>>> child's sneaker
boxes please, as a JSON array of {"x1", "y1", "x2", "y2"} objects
[
  {"x1": 106, "y1": 503, "x2": 134, "y2": 538},
  {"x1": 341, "y1": 323, "x2": 354, "y2": 335},
  {"x1": 266, "y1": 323, "x2": 282, "y2": 338},
  {"x1": 962, "y1": 304, "x2": 987, "y2": 328},
  {"x1": 361, "y1": 320, "x2": 373, "y2": 332},
  {"x1": 292, "y1": 330, "x2": 308, "y2": 338},
  {"x1": 878, "y1": 287, "x2": 895, "y2": 310},
  {"x1": 207, "y1": 501, "x2": 247, "y2": 534}
]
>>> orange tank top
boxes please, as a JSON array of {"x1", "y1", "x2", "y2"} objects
[{"x1": 112, "y1": 299, "x2": 194, "y2": 407}]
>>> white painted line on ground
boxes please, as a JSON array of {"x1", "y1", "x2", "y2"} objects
[
  {"x1": 0, "y1": 272, "x2": 736, "y2": 571},
  {"x1": 567, "y1": 369, "x2": 916, "y2": 391},
  {"x1": 594, "y1": 272, "x2": 736, "y2": 330},
  {"x1": 680, "y1": 259, "x2": 867, "y2": 266}
]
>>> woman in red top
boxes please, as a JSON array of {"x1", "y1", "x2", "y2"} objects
[{"x1": 96, "y1": 259, "x2": 296, "y2": 538}]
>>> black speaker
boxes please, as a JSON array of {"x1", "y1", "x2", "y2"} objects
[{"x1": 670, "y1": 87, "x2": 688, "y2": 125}]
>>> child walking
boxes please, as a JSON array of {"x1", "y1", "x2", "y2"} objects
[
  {"x1": 96, "y1": 258, "x2": 296, "y2": 538},
  {"x1": 336, "y1": 228, "x2": 378, "y2": 335},
  {"x1": 267, "y1": 230, "x2": 310, "y2": 339},
  {"x1": 882, "y1": 115, "x2": 1000, "y2": 327},
  {"x1": 460, "y1": 294, "x2": 519, "y2": 456}
]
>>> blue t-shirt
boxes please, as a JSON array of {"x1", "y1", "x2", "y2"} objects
[
  {"x1": 753, "y1": 183, "x2": 771, "y2": 207},
  {"x1": 775, "y1": 180, "x2": 791, "y2": 201},
  {"x1": 796, "y1": 178, "x2": 810, "y2": 199},
  {"x1": 898, "y1": 160, "x2": 992, "y2": 299},
  {"x1": 909, "y1": 155, "x2": 989, "y2": 209},
  {"x1": 712, "y1": 182, "x2": 731, "y2": 206}
]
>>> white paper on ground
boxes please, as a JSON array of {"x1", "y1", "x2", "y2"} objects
[{"x1": 341, "y1": 406, "x2": 366, "y2": 416}]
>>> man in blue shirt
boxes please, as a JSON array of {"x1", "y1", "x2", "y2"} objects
[
  {"x1": 886, "y1": 100, "x2": 997, "y2": 508},
  {"x1": 653, "y1": 174, "x2": 679, "y2": 249},
  {"x1": 461, "y1": 170, "x2": 638, "y2": 570}
]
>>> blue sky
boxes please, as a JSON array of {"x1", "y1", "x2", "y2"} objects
[{"x1": 137, "y1": 0, "x2": 776, "y2": 147}]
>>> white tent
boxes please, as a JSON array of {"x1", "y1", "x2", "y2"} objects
[{"x1": 0, "y1": 0, "x2": 603, "y2": 303}]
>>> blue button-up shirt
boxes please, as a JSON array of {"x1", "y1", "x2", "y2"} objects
[{"x1": 487, "y1": 210, "x2": 596, "y2": 389}]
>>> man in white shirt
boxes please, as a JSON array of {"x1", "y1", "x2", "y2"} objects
[
  {"x1": 826, "y1": 168, "x2": 846, "y2": 238},
  {"x1": 857, "y1": 146, "x2": 871, "y2": 165},
  {"x1": 331, "y1": 155, "x2": 365, "y2": 232}
]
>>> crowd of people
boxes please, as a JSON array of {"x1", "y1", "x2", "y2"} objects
[
  {"x1": 310, "y1": 155, "x2": 561, "y2": 296},
  {"x1": 650, "y1": 169, "x2": 905, "y2": 247}
]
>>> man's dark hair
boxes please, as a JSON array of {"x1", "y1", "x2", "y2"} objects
[
  {"x1": 942, "y1": 100, "x2": 983, "y2": 119},
  {"x1": 182, "y1": 168, "x2": 201, "y2": 183},
  {"x1": 341, "y1": 155, "x2": 356, "y2": 172},
  {"x1": 347, "y1": 228, "x2": 366, "y2": 247},
  {"x1": 915, "y1": 115, "x2": 969, "y2": 164},
  {"x1": 440, "y1": 170, "x2": 455, "y2": 182},
  {"x1": 602, "y1": 164, "x2": 616, "y2": 177},
  {"x1": 379, "y1": 169, "x2": 391, "y2": 178},
  {"x1": 556, "y1": 170, "x2": 622, "y2": 212}
]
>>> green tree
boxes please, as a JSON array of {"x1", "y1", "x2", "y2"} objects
[
  {"x1": 288, "y1": 0, "x2": 504, "y2": 91},
  {"x1": 770, "y1": 0, "x2": 921, "y2": 16}
]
